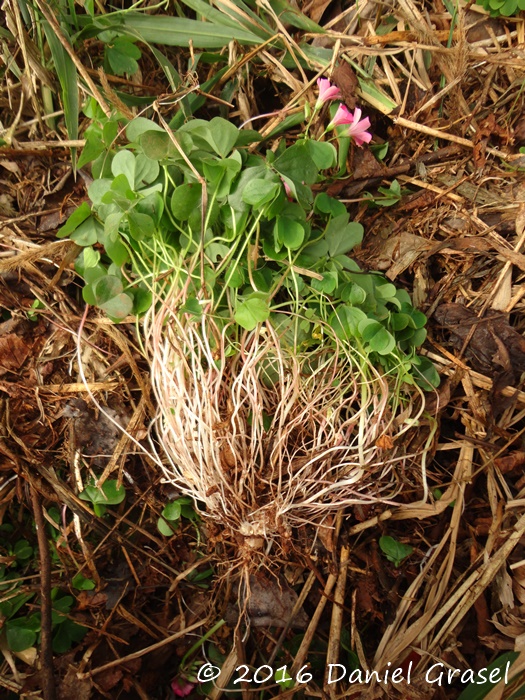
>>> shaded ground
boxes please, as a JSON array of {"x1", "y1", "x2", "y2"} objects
[{"x1": 2, "y1": 1, "x2": 525, "y2": 698}]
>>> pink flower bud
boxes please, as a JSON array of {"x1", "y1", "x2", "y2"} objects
[{"x1": 315, "y1": 78, "x2": 341, "y2": 109}]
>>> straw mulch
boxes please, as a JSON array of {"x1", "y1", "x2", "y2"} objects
[{"x1": 1, "y1": 1, "x2": 525, "y2": 698}]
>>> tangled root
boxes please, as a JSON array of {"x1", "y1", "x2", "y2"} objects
[{"x1": 143, "y1": 290, "x2": 427, "y2": 555}]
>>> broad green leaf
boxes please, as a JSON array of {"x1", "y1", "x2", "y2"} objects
[
  {"x1": 77, "y1": 134, "x2": 105, "y2": 169},
  {"x1": 162, "y1": 502, "x2": 182, "y2": 521},
  {"x1": 100, "y1": 293, "x2": 134, "y2": 320},
  {"x1": 314, "y1": 192, "x2": 346, "y2": 218},
  {"x1": 14, "y1": 540, "x2": 32, "y2": 561},
  {"x1": 171, "y1": 183, "x2": 202, "y2": 220},
  {"x1": 52, "y1": 619, "x2": 87, "y2": 653},
  {"x1": 242, "y1": 179, "x2": 279, "y2": 207},
  {"x1": 274, "y1": 217, "x2": 305, "y2": 250},
  {"x1": 305, "y1": 140, "x2": 337, "y2": 170},
  {"x1": 208, "y1": 117, "x2": 239, "y2": 157},
  {"x1": 82, "y1": 246, "x2": 100, "y2": 269},
  {"x1": 79, "y1": 479, "x2": 126, "y2": 506},
  {"x1": 234, "y1": 294, "x2": 270, "y2": 330},
  {"x1": 312, "y1": 271, "x2": 338, "y2": 294},
  {"x1": 273, "y1": 141, "x2": 318, "y2": 185},
  {"x1": 157, "y1": 517, "x2": 177, "y2": 536},
  {"x1": 70, "y1": 217, "x2": 102, "y2": 247},
  {"x1": 127, "y1": 211, "x2": 155, "y2": 240},
  {"x1": 135, "y1": 154, "x2": 159, "y2": 185},
  {"x1": 57, "y1": 201, "x2": 91, "y2": 238},
  {"x1": 106, "y1": 36, "x2": 141, "y2": 76},
  {"x1": 6, "y1": 621, "x2": 38, "y2": 652},
  {"x1": 111, "y1": 150, "x2": 135, "y2": 188},
  {"x1": 325, "y1": 217, "x2": 364, "y2": 257},
  {"x1": 91, "y1": 275, "x2": 123, "y2": 305},
  {"x1": 139, "y1": 131, "x2": 171, "y2": 160},
  {"x1": 105, "y1": 236, "x2": 129, "y2": 266},
  {"x1": 72, "y1": 573, "x2": 96, "y2": 591},
  {"x1": 126, "y1": 118, "x2": 165, "y2": 142},
  {"x1": 379, "y1": 535, "x2": 413, "y2": 567},
  {"x1": 88, "y1": 178, "x2": 112, "y2": 205},
  {"x1": 368, "y1": 327, "x2": 396, "y2": 355},
  {"x1": 412, "y1": 356, "x2": 440, "y2": 390},
  {"x1": 329, "y1": 306, "x2": 367, "y2": 341}
]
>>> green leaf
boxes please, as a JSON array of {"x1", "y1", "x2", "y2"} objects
[
  {"x1": 91, "y1": 275, "x2": 123, "y2": 305},
  {"x1": 126, "y1": 118, "x2": 165, "y2": 142},
  {"x1": 208, "y1": 117, "x2": 239, "y2": 157},
  {"x1": 242, "y1": 179, "x2": 279, "y2": 207},
  {"x1": 100, "y1": 293, "x2": 133, "y2": 320},
  {"x1": 135, "y1": 154, "x2": 160, "y2": 185},
  {"x1": 312, "y1": 271, "x2": 338, "y2": 294},
  {"x1": 111, "y1": 150, "x2": 135, "y2": 188},
  {"x1": 171, "y1": 183, "x2": 203, "y2": 220},
  {"x1": 57, "y1": 202, "x2": 91, "y2": 238},
  {"x1": 6, "y1": 619, "x2": 38, "y2": 652},
  {"x1": 70, "y1": 217, "x2": 102, "y2": 247},
  {"x1": 157, "y1": 517, "x2": 177, "y2": 536},
  {"x1": 234, "y1": 293, "x2": 270, "y2": 330},
  {"x1": 329, "y1": 306, "x2": 367, "y2": 341},
  {"x1": 325, "y1": 216, "x2": 364, "y2": 257},
  {"x1": 140, "y1": 130, "x2": 189, "y2": 161},
  {"x1": 127, "y1": 211, "x2": 155, "y2": 240},
  {"x1": 97, "y1": 13, "x2": 262, "y2": 48},
  {"x1": 274, "y1": 217, "x2": 305, "y2": 250},
  {"x1": 14, "y1": 540, "x2": 33, "y2": 561},
  {"x1": 106, "y1": 36, "x2": 141, "y2": 76},
  {"x1": 456, "y1": 652, "x2": 518, "y2": 700},
  {"x1": 72, "y1": 573, "x2": 96, "y2": 591},
  {"x1": 41, "y1": 21, "x2": 78, "y2": 163},
  {"x1": 273, "y1": 141, "x2": 318, "y2": 185},
  {"x1": 314, "y1": 192, "x2": 346, "y2": 218},
  {"x1": 105, "y1": 236, "x2": 129, "y2": 266},
  {"x1": 78, "y1": 133, "x2": 105, "y2": 169},
  {"x1": 83, "y1": 246, "x2": 100, "y2": 269},
  {"x1": 379, "y1": 535, "x2": 413, "y2": 567},
  {"x1": 79, "y1": 479, "x2": 126, "y2": 507},
  {"x1": 305, "y1": 140, "x2": 337, "y2": 170},
  {"x1": 162, "y1": 502, "x2": 182, "y2": 521},
  {"x1": 368, "y1": 327, "x2": 396, "y2": 355},
  {"x1": 52, "y1": 619, "x2": 87, "y2": 654}
]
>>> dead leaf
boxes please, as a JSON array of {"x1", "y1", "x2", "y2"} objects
[
  {"x1": 303, "y1": 0, "x2": 333, "y2": 23},
  {"x1": 331, "y1": 62, "x2": 358, "y2": 110},
  {"x1": 0, "y1": 334, "x2": 30, "y2": 376},
  {"x1": 494, "y1": 451, "x2": 525, "y2": 474},
  {"x1": 376, "y1": 434, "x2": 394, "y2": 450}
]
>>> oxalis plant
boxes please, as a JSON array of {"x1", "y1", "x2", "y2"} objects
[{"x1": 61, "y1": 79, "x2": 438, "y2": 567}]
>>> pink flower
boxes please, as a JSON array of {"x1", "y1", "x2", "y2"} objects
[
  {"x1": 315, "y1": 78, "x2": 341, "y2": 108},
  {"x1": 345, "y1": 107, "x2": 372, "y2": 147},
  {"x1": 327, "y1": 104, "x2": 354, "y2": 129},
  {"x1": 171, "y1": 677, "x2": 195, "y2": 697},
  {"x1": 327, "y1": 105, "x2": 372, "y2": 147}
]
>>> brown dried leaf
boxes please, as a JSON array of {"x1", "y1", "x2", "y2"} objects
[
  {"x1": 494, "y1": 451, "x2": 525, "y2": 474},
  {"x1": 331, "y1": 62, "x2": 358, "y2": 110},
  {"x1": 0, "y1": 334, "x2": 30, "y2": 376}
]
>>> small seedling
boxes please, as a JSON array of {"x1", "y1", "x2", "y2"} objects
[
  {"x1": 379, "y1": 535, "x2": 413, "y2": 568},
  {"x1": 157, "y1": 496, "x2": 199, "y2": 536},
  {"x1": 78, "y1": 478, "x2": 126, "y2": 516}
]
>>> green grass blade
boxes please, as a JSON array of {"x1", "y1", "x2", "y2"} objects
[
  {"x1": 181, "y1": 0, "x2": 271, "y2": 37},
  {"x1": 95, "y1": 13, "x2": 263, "y2": 48},
  {"x1": 40, "y1": 20, "x2": 79, "y2": 164},
  {"x1": 211, "y1": 0, "x2": 274, "y2": 37}
]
